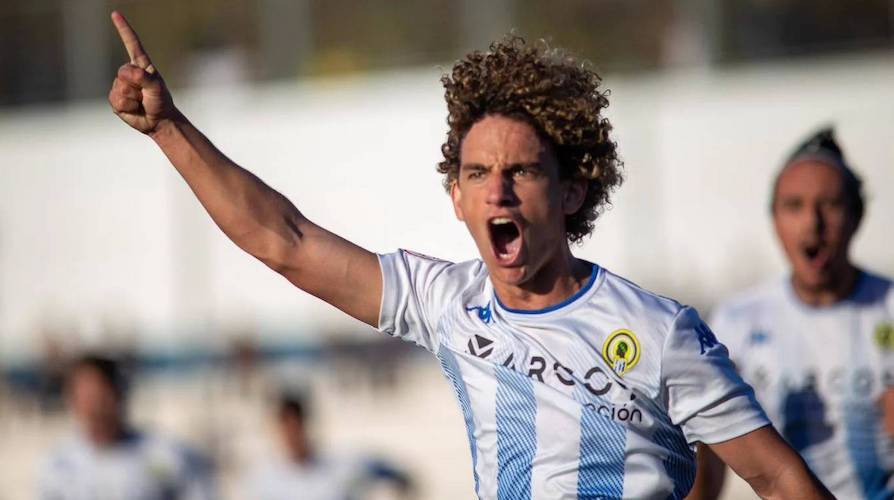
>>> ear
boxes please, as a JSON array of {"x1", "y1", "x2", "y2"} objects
[
  {"x1": 450, "y1": 180, "x2": 465, "y2": 221},
  {"x1": 562, "y1": 177, "x2": 587, "y2": 215}
]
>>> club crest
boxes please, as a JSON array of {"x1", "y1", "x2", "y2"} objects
[{"x1": 602, "y1": 329, "x2": 641, "y2": 376}]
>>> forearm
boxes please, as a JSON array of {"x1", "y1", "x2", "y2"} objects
[
  {"x1": 149, "y1": 110, "x2": 306, "y2": 270},
  {"x1": 711, "y1": 427, "x2": 833, "y2": 500},
  {"x1": 108, "y1": 11, "x2": 383, "y2": 327},
  {"x1": 744, "y1": 455, "x2": 832, "y2": 500}
]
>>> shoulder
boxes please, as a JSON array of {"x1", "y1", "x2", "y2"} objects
[
  {"x1": 41, "y1": 436, "x2": 83, "y2": 475},
  {"x1": 392, "y1": 249, "x2": 487, "y2": 293},
  {"x1": 711, "y1": 278, "x2": 785, "y2": 325},
  {"x1": 854, "y1": 269, "x2": 894, "y2": 307},
  {"x1": 597, "y1": 267, "x2": 687, "y2": 331},
  {"x1": 139, "y1": 432, "x2": 212, "y2": 475}
]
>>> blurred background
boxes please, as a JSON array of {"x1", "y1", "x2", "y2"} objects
[{"x1": 1, "y1": 0, "x2": 892, "y2": 498}]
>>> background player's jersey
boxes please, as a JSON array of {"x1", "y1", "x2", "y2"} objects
[
  {"x1": 38, "y1": 430, "x2": 215, "y2": 500},
  {"x1": 377, "y1": 250, "x2": 768, "y2": 500},
  {"x1": 243, "y1": 454, "x2": 401, "y2": 500},
  {"x1": 712, "y1": 271, "x2": 894, "y2": 499}
]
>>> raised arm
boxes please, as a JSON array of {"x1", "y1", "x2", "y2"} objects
[{"x1": 107, "y1": 11, "x2": 382, "y2": 326}]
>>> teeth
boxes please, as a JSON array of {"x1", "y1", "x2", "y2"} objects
[{"x1": 491, "y1": 217, "x2": 512, "y2": 225}]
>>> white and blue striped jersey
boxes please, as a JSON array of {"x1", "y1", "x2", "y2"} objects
[
  {"x1": 243, "y1": 454, "x2": 399, "y2": 500},
  {"x1": 378, "y1": 250, "x2": 769, "y2": 500},
  {"x1": 711, "y1": 271, "x2": 894, "y2": 499},
  {"x1": 38, "y1": 430, "x2": 215, "y2": 500}
]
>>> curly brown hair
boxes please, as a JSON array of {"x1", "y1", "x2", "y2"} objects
[{"x1": 438, "y1": 36, "x2": 623, "y2": 244}]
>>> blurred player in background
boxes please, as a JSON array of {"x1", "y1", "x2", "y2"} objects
[
  {"x1": 690, "y1": 128, "x2": 894, "y2": 499},
  {"x1": 243, "y1": 392, "x2": 413, "y2": 500},
  {"x1": 106, "y1": 11, "x2": 832, "y2": 498},
  {"x1": 38, "y1": 354, "x2": 217, "y2": 500}
]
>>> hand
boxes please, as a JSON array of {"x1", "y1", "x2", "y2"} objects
[{"x1": 108, "y1": 11, "x2": 175, "y2": 134}]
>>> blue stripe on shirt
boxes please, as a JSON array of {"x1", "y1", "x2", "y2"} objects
[
  {"x1": 438, "y1": 349, "x2": 481, "y2": 497},
  {"x1": 495, "y1": 365, "x2": 537, "y2": 500},
  {"x1": 651, "y1": 410, "x2": 696, "y2": 499},
  {"x1": 577, "y1": 402, "x2": 627, "y2": 498},
  {"x1": 843, "y1": 399, "x2": 890, "y2": 499}
]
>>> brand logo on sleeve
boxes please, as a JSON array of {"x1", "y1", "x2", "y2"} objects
[
  {"x1": 602, "y1": 329, "x2": 641, "y2": 376},
  {"x1": 749, "y1": 329, "x2": 771, "y2": 345},
  {"x1": 696, "y1": 322, "x2": 719, "y2": 354}
]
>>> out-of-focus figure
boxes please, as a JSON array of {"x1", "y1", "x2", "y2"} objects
[
  {"x1": 243, "y1": 392, "x2": 413, "y2": 500},
  {"x1": 38, "y1": 354, "x2": 217, "y2": 500},
  {"x1": 690, "y1": 127, "x2": 894, "y2": 499}
]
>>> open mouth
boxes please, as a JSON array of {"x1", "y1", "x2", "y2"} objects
[
  {"x1": 801, "y1": 242, "x2": 830, "y2": 269},
  {"x1": 488, "y1": 217, "x2": 522, "y2": 263}
]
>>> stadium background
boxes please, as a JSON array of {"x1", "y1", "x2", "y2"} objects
[{"x1": 1, "y1": 1, "x2": 893, "y2": 498}]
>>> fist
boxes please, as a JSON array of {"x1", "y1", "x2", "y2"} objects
[{"x1": 108, "y1": 11, "x2": 175, "y2": 134}]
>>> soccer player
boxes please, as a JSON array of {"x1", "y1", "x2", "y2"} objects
[
  {"x1": 107, "y1": 11, "x2": 832, "y2": 499},
  {"x1": 38, "y1": 354, "x2": 216, "y2": 500},
  {"x1": 243, "y1": 392, "x2": 414, "y2": 500},
  {"x1": 690, "y1": 128, "x2": 894, "y2": 499}
]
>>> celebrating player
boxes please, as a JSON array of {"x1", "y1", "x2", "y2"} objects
[
  {"x1": 242, "y1": 392, "x2": 413, "y2": 500},
  {"x1": 690, "y1": 128, "x2": 894, "y2": 499},
  {"x1": 38, "y1": 354, "x2": 216, "y2": 500},
  {"x1": 107, "y1": 11, "x2": 832, "y2": 499}
]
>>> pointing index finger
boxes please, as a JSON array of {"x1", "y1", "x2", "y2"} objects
[{"x1": 111, "y1": 11, "x2": 153, "y2": 71}]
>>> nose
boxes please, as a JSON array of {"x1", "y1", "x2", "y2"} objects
[
  {"x1": 484, "y1": 170, "x2": 518, "y2": 206},
  {"x1": 808, "y1": 203, "x2": 826, "y2": 235}
]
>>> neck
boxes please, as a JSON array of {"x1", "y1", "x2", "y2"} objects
[
  {"x1": 289, "y1": 448, "x2": 313, "y2": 465},
  {"x1": 494, "y1": 247, "x2": 591, "y2": 311},
  {"x1": 791, "y1": 263, "x2": 860, "y2": 306},
  {"x1": 85, "y1": 421, "x2": 126, "y2": 449}
]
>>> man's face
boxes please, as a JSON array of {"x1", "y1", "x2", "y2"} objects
[
  {"x1": 451, "y1": 115, "x2": 584, "y2": 287},
  {"x1": 68, "y1": 367, "x2": 123, "y2": 445},
  {"x1": 772, "y1": 160, "x2": 859, "y2": 292}
]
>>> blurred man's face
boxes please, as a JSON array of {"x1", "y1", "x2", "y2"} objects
[
  {"x1": 451, "y1": 115, "x2": 584, "y2": 288},
  {"x1": 68, "y1": 367, "x2": 123, "y2": 446},
  {"x1": 772, "y1": 160, "x2": 859, "y2": 293}
]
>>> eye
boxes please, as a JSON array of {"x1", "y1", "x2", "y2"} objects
[
  {"x1": 821, "y1": 197, "x2": 845, "y2": 210},
  {"x1": 779, "y1": 198, "x2": 802, "y2": 212},
  {"x1": 512, "y1": 164, "x2": 540, "y2": 178}
]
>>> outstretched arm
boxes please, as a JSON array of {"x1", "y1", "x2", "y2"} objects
[
  {"x1": 703, "y1": 426, "x2": 832, "y2": 500},
  {"x1": 108, "y1": 11, "x2": 381, "y2": 326}
]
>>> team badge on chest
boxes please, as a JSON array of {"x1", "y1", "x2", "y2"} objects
[
  {"x1": 603, "y1": 329, "x2": 641, "y2": 376},
  {"x1": 875, "y1": 322, "x2": 894, "y2": 351}
]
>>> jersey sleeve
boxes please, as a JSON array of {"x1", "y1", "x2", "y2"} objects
[
  {"x1": 377, "y1": 250, "x2": 457, "y2": 353},
  {"x1": 708, "y1": 303, "x2": 748, "y2": 366},
  {"x1": 661, "y1": 306, "x2": 770, "y2": 445}
]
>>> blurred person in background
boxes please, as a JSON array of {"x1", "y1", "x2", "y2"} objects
[
  {"x1": 38, "y1": 354, "x2": 217, "y2": 500},
  {"x1": 106, "y1": 11, "x2": 832, "y2": 499},
  {"x1": 689, "y1": 128, "x2": 894, "y2": 499},
  {"x1": 243, "y1": 392, "x2": 413, "y2": 500}
]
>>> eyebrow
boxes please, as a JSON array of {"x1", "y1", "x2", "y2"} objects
[
  {"x1": 459, "y1": 161, "x2": 542, "y2": 171},
  {"x1": 460, "y1": 163, "x2": 489, "y2": 171}
]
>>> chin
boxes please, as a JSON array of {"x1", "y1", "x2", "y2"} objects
[{"x1": 487, "y1": 261, "x2": 528, "y2": 285}]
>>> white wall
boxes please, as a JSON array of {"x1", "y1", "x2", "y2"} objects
[{"x1": 1, "y1": 52, "x2": 892, "y2": 358}]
